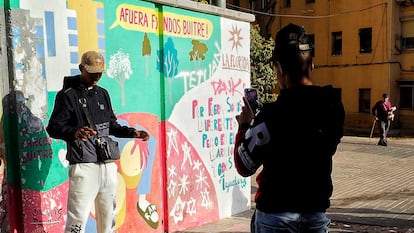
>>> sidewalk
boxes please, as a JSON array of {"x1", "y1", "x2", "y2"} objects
[{"x1": 174, "y1": 136, "x2": 414, "y2": 233}]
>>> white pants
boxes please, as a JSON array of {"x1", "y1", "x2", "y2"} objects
[{"x1": 65, "y1": 162, "x2": 118, "y2": 233}]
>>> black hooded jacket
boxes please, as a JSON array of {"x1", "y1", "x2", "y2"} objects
[
  {"x1": 46, "y1": 75, "x2": 136, "y2": 164},
  {"x1": 234, "y1": 85, "x2": 345, "y2": 213}
]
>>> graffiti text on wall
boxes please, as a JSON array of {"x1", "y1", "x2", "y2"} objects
[
  {"x1": 191, "y1": 93, "x2": 247, "y2": 192},
  {"x1": 32, "y1": 207, "x2": 63, "y2": 225},
  {"x1": 175, "y1": 42, "x2": 221, "y2": 93},
  {"x1": 110, "y1": 4, "x2": 213, "y2": 40},
  {"x1": 21, "y1": 137, "x2": 53, "y2": 163}
]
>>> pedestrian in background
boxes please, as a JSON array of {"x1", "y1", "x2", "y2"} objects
[
  {"x1": 372, "y1": 93, "x2": 397, "y2": 146},
  {"x1": 47, "y1": 51, "x2": 149, "y2": 233},
  {"x1": 234, "y1": 23, "x2": 345, "y2": 233}
]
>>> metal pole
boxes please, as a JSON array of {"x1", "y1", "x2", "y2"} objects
[{"x1": 370, "y1": 117, "x2": 377, "y2": 139}]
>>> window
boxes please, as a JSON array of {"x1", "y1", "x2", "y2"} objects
[
  {"x1": 282, "y1": 0, "x2": 291, "y2": 8},
  {"x1": 402, "y1": 20, "x2": 414, "y2": 49},
  {"x1": 308, "y1": 34, "x2": 315, "y2": 57},
  {"x1": 359, "y1": 89, "x2": 371, "y2": 113},
  {"x1": 402, "y1": 37, "x2": 414, "y2": 49},
  {"x1": 359, "y1": 28, "x2": 372, "y2": 53},
  {"x1": 332, "y1": 31, "x2": 342, "y2": 56},
  {"x1": 400, "y1": 84, "x2": 414, "y2": 109}
]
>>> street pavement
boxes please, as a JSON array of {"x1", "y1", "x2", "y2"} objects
[{"x1": 174, "y1": 136, "x2": 414, "y2": 233}]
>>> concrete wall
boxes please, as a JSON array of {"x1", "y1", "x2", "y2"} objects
[{"x1": 0, "y1": 0, "x2": 254, "y2": 232}]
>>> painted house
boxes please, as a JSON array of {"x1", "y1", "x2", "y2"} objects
[{"x1": 0, "y1": 0, "x2": 254, "y2": 232}]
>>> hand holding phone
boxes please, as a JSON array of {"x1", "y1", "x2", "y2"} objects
[
  {"x1": 244, "y1": 88, "x2": 259, "y2": 114},
  {"x1": 236, "y1": 97, "x2": 255, "y2": 125}
]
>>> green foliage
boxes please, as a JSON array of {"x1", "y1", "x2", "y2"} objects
[
  {"x1": 189, "y1": 40, "x2": 208, "y2": 61},
  {"x1": 250, "y1": 24, "x2": 277, "y2": 103},
  {"x1": 191, "y1": 0, "x2": 209, "y2": 4}
]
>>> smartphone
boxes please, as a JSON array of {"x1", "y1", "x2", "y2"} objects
[{"x1": 244, "y1": 88, "x2": 259, "y2": 113}]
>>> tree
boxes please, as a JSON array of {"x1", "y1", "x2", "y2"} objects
[
  {"x1": 250, "y1": 24, "x2": 276, "y2": 104},
  {"x1": 106, "y1": 50, "x2": 132, "y2": 106},
  {"x1": 157, "y1": 38, "x2": 179, "y2": 103},
  {"x1": 142, "y1": 33, "x2": 151, "y2": 77},
  {"x1": 189, "y1": 40, "x2": 208, "y2": 71}
]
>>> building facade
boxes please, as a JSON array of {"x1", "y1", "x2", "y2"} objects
[{"x1": 231, "y1": 0, "x2": 414, "y2": 134}]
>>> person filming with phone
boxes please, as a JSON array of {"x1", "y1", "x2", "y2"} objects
[{"x1": 234, "y1": 23, "x2": 345, "y2": 233}]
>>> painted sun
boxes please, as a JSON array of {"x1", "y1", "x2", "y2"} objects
[{"x1": 228, "y1": 25, "x2": 243, "y2": 51}]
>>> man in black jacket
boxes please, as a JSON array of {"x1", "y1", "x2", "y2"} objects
[
  {"x1": 234, "y1": 24, "x2": 345, "y2": 232},
  {"x1": 47, "y1": 51, "x2": 149, "y2": 233}
]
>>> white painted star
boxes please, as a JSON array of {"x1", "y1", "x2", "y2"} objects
[
  {"x1": 186, "y1": 197, "x2": 197, "y2": 216},
  {"x1": 192, "y1": 159, "x2": 202, "y2": 171},
  {"x1": 178, "y1": 174, "x2": 190, "y2": 195},
  {"x1": 168, "y1": 164, "x2": 177, "y2": 178},
  {"x1": 195, "y1": 168, "x2": 210, "y2": 190},
  {"x1": 167, "y1": 179, "x2": 177, "y2": 198},
  {"x1": 167, "y1": 128, "x2": 178, "y2": 158},
  {"x1": 169, "y1": 196, "x2": 186, "y2": 223},
  {"x1": 181, "y1": 141, "x2": 193, "y2": 169},
  {"x1": 200, "y1": 188, "x2": 211, "y2": 209}
]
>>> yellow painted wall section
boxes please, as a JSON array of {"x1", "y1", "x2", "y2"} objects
[
  {"x1": 313, "y1": 64, "x2": 390, "y2": 111},
  {"x1": 68, "y1": 0, "x2": 104, "y2": 56}
]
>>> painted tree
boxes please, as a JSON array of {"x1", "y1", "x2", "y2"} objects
[
  {"x1": 250, "y1": 24, "x2": 276, "y2": 104},
  {"x1": 106, "y1": 50, "x2": 132, "y2": 106},
  {"x1": 142, "y1": 33, "x2": 151, "y2": 77},
  {"x1": 157, "y1": 38, "x2": 179, "y2": 103},
  {"x1": 189, "y1": 40, "x2": 208, "y2": 71}
]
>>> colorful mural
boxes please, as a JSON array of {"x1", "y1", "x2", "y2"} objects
[{"x1": 0, "y1": 0, "x2": 251, "y2": 232}]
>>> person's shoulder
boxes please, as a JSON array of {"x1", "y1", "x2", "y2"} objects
[
  {"x1": 63, "y1": 75, "x2": 80, "y2": 90},
  {"x1": 310, "y1": 85, "x2": 341, "y2": 102},
  {"x1": 93, "y1": 86, "x2": 112, "y2": 101},
  {"x1": 258, "y1": 102, "x2": 272, "y2": 114},
  {"x1": 375, "y1": 100, "x2": 384, "y2": 105},
  {"x1": 94, "y1": 85, "x2": 109, "y2": 94},
  {"x1": 319, "y1": 84, "x2": 335, "y2": 94},
  {"x1": 257, "y1": 99, "x2": 282, "y2": 122}
]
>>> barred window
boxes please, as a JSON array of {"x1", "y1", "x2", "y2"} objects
[
  {"x1": 359, "y1": 28, "x2": 372, "y2": 53},
  {"x1": 332, "y1": 31, "x2": 342, "y2": 56}
]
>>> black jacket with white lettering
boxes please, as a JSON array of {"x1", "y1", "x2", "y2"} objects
[
  {"x1": 234, "y1": 85, "x2": 345, "y2": 213},
  {"x1": 46, "y1": 75, "x2": 136, "y2": 164}
]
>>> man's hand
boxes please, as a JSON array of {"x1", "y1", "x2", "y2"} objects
[
  {"x1": 75, "y1": 127, "x2": 97, "y2": 141},
  {"x1": 235, "y1": 97, "x2": 255, "y2": 126},
  {"x1": 135, "y1": 130, "x2": 150, "y2": 141}
]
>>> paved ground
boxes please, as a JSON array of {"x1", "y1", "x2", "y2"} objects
[{"x1": 174, "y1": 136, "x2": 414, "y2": 233}]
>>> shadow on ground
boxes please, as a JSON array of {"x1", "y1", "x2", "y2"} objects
[{"x1": 328, "y1": 207, "x2": 414, "y2": 232}]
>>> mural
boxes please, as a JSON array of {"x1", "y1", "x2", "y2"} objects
[{"x1": 0, "y1": 0, "x2": 251, "y2": 232}]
